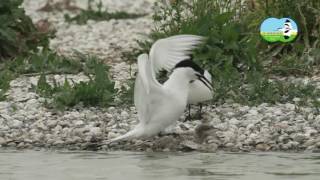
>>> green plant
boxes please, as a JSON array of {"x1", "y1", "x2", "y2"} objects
[
  {"x1": 117, "y1": 78, "x2": 135, "y2": 105},
  {"x1": 0, "y1": 50, "x2": 85, "y2": 101},
  {"x1": 0, "y1": 0, "x2": 50, "y2": 60},
  {"x1": 64, "y1": 0, "x2": 146, "y2": 25},
  {"x1": 35, "y1": 55, "x2": 116, "y2": 109},
  {"x1": 1, "y1": 50, "x2": 83, "y2": 76},
  {"x1": 0, "y1": 69, "x2": 14, "y2": 100}
]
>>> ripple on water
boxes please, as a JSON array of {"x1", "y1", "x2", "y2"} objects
[{"x1": 0, "y1": 151, "x2": 319, "y2": 180}]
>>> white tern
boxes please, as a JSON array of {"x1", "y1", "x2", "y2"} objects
[{"x1": 106, "y1": 35, "x2": 211, "y2": 143}]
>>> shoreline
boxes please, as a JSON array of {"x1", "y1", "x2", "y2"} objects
[{"x1": 1, "y1": 77, "x2": 320, "y2": 153}]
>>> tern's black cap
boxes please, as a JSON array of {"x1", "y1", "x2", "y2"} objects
[{"x1": 174, "y1": 60, "x2": 204, "y2": 75}]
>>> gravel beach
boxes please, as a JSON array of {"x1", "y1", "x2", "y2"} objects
[{"x1": 0, "y1": 0, "x2": 320, "y2": 152}]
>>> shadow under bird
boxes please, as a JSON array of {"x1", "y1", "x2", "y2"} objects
[{"x1": 106, "y1": 35, "x2": 212, "y2": 143}]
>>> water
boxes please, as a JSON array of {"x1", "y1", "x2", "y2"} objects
[{"x1": 0, "y1": 150, "x2": 320, "y2": 180}]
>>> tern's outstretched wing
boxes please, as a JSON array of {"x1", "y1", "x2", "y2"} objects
[
  {"x1": 149, "y1": 35, "x2": 205, "y2": 74},
  {"x1": 134, "y1": 54, "x2": 162, "y2": 124}
]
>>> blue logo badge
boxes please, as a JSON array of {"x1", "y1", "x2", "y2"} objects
[{"x1": 260, "y1": 18, "x2": 298, "y2": 43}]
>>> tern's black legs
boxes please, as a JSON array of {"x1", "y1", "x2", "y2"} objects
[
  {"x1": 197, "y1": 103, "x2": 203, "y2": 119},
  {"x1": 184, "y1": 104, "x2": 192, "y2": 121},
  {"x1": 184, "y1": 103, "x2": 203, "y2": 121}
]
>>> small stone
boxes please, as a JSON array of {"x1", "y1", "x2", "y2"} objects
[
  {"x1": 225, "y1": 142, "x2": 234, "y2": 148},
  {"x1": 246, "y1": 124, "x2": 255, "y2": 131},
  {"x1": 239, "y1": 106, "x2": 249, "y2": 112},
  {"x1": 53, "y1": 140, "x2": 64, "y2": 146},
  {"x1": 226, "y1": 112, "x2": 235, "y2": 117},
  {"x1": 105, "y1": 113, "x2": 113, "y2": 119},
  {"x1": 285, "y1": 103, "x2": 295, "y2": 111},
  {"x1": 274, "y1": 109, "x2": 282, "y2": 116},
  {"x1": 89, "y1": 127, "x2": 102, "y2": 137},
  {"x1": 26, "y1": 99, "x2": 40, "y2": 109},
  {"x1": 292, "y1": 133, "x2": 306, "y2": 143},
  {"x1": 256, "y1": 143, "x2": 270, "y2": 151},
  {"x1": 7, "y1": 142, "x2": 16, "y2": 147},
  {"x1": 248, "y1": 109, "x2": 258, "y2": 115},
  {"x1": 238, "y1": 134, "x2": 247, "y2": 142},
  {"x1": 304, "y1": 139, "x2": 316, "y2": 147},
  {"x1": 74, "y1": 120, "x2": 84, "y2": 127},
  {"x1": 293, "y1": 97, "x2": 301, "y2": 102},
  {"x1": 181, "y1": 141, "x2": 198, "y2": 150},
  {"x1": 10, "y1": 120, "x2": 23, "y2": 129},
  {"x1": 277, "y1": 121, "x2": 289, "y2": 129},
  {"x1": 120, "y1": 111, "x2": 129, "y2": 119},
  {"x1": 36, "y1": 122, "x2": 48, "y2": 131},
  {"x1": 305, "y1": 128, "x2": 317, "y2": 136},
  {"x1": 200, "y1": 143, "x2": 218, "y2": 152},
  {"x1": 47, "y1": 120, "x2": 57, "y2": 128},
  {"x1": 108, "y1": 107, "x2": 116, "y2": 112},
  {"x1": 229, "y1": 118, "x2": 240, "y2": 125},
  {"x1": 17, "y1": 142, "x2": 25, "y2": 148},
  {"x1": 107, "y1": 132, "x2": 118, "y2": 139},
  {"x1": 0, "y1": 137, "x2": 6, "y2": 145},
  {"x1": 59, "y1": 121, "x2": 70, "y2": 128},
  {"x1": 307, "y1": 113, "x2": 314, "y2": 121}
]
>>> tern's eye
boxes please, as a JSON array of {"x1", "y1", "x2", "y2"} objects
[{"x1": 190, "y1": 80, "x2": 195, "y2": 83}]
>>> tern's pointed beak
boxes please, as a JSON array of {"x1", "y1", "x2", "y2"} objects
[{"x1": 196, "y1": 74, "x2": 213, "y2": 91}]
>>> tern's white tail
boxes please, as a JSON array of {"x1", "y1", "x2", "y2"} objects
[{"x1": 104, "y1": 128, "x2": 139, "y2": 144}]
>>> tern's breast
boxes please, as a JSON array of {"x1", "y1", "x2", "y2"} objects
[{"x1": 187, "y1": 80, "x2": 213, "y2": 104}]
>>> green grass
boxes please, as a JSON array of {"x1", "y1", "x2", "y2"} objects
[
  {"x1": 0, "y1": 69, "x2": 14, "y2": 100},
  {"x1": 0, "y1": 50, "x2": 130, "y2": 109},
  {"x1": 34, "y1": 55, "x2": 117, "y2": 110},
  {"x1": 0, "y1": 50, "x2": 85, "y2": 101},
  {"x1": 0, "y1": 0, "x2": 50, "y2": 60},
  {"x1": 64, "y1": 0, "x2": 146, "y2": 25}
]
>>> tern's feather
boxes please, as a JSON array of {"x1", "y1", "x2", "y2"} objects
[
  {"x1": 104, "y1": 127, "x2": 139, "y2": 144},
  {"x1": 149, "y1": 35, "x2": 205, "y2": 74},
  {"x1": 135, "y1": 54, "x2": 163, "y2": 125}
]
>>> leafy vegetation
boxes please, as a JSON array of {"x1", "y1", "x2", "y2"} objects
[
  {"x1": 0, "y1": 70, "x2": 14, "y2": 100},
  {"x1": 0, "y1": 1, "x2": 120, "y2": 109},
  {"x1": 0, "y1": 0, "x2": 50, "y2": 60},
  {"x1": 1, "y1": 49, "x2": 117, "y2": 109},
  {"x1": 64, "y1": 0, "x2": 146, "y2": 25},
  {"x1": 0, "y1": 50, "x2": 84, "y2": 100},
  {"x1": 125, "y1": 0, "x2": 320, "y2": 107},
  {"x1": 34, "y1": 55, "x2": 116, "y2": 110},
  {"x1": 3, "y1": 51, "x2": 83, "y2": 75}
]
